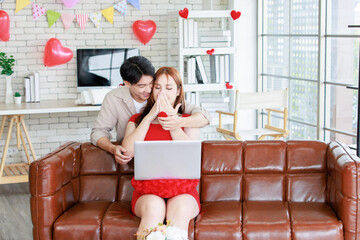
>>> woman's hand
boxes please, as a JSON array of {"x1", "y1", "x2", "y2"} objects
[
  {"x1": 158, "y1": 92, "x2": 181, "y2": 116},
  {"x1": 144, "y1": 98, "x2": 160, "y2": 122}
]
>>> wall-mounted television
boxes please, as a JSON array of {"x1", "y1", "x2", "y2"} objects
[{"x1": 76, "y1": 48, "x2": 140, "y2": 91}]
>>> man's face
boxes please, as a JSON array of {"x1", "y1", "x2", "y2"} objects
[{"x1": 125, "y1": 75, "x2": 154, "y2": 103}]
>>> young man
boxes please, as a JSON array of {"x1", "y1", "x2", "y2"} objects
[{"x1": 91, "y1": 56, "x2": 210, "y2": 164}]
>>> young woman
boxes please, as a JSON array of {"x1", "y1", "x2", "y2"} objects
[{"x1": 122, "y1": 67, "x2": 200, "y2": 240}]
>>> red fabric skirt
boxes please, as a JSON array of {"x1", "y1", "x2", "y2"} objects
[{"x1": 131, "y1": 178, "x2": 200, "y2": 215}]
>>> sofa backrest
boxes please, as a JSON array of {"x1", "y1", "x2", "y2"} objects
[
  {"x1": 78, "y1": 141, "x2": 328, "y2": 204},
  {"x1": 79, "y1": 142, "x2": 134, "y2": 203},
  {"x1": 200, "y1": 140, "x2": 328, "y2": 203}
]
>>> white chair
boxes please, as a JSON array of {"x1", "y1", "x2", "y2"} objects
[{"x1": 216, "y1": 88, "x2": 289, "y2": 140}]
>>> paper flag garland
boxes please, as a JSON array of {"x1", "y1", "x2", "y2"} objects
[
  {"x1": 89, "y1": 12, "x2": 101, "y2": 28},
  {"x1": 15, "y1": 0, "x2": 130, "y2": 31},
  {"x1": 114, "y1": 0, "x2": 127, "y2": 15},
  {"x1": 101, "y1": 6, "x2": 114, "y2": 24},
  {"x1": 76, "y1": 14, "x2": 88, "y2": 31},
  {"x1": 32, "y1": 4, "x2": 47, "y2": 21},
  {"x1": 61, "y1": 13, "x2": 75, "y2": 31},
  {"x1": 127, "y1": 0, "x2": 140, "y2": 9},
  {"x1": 16, "y1": 0, "x2": 31, "y2": 13},
  {"x1": 47, "y1": 10, "x2": 61, "y2": 27}
]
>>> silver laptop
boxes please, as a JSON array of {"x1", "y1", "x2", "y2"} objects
[{"x1": 134, "y1": 140, "x2": 202, "y2": 180}]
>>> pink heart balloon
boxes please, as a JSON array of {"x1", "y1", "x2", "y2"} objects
[
  {"x1": 0, "y1": 10, "x2": 10, "y2": 42},
  {"x1": 62, "y1": 0, "x2": 80, "y2": 8},
  {"x1": 132, "y1": 20, "x2": 157, "y2": 45},
  {"x1": 44, "y1": 38, "x2": 73, "y2": 67}
]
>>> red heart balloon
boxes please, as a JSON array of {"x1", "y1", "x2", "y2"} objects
[
  {"x1": 206, "y1": 49, "x2": 215, "y2": 55},
  {"x1": 158, "y1": 111, "x2": 168, "y2": 118},
  {"x1": 231, "y1": 10, "x2": 241, "y2": 20},
  {"x1": 226, "y1": 82, "x2": 233, "y2": 89},
  {"x1": 179, "y1": 8, "x2": 189, "y2": 19},
  {"x1": 44, "y1": 38, "x2": 73, "y2": 67},
  {"x1": 0, "y1": 10, "x2": 10, "y2": 42},
  {"x1": 132, "y1": 20, "x2": 157, "y2": 45}
]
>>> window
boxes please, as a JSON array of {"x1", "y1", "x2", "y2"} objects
[{"x1": 259, "y1": 0, "x2": 360, "y2": 147}]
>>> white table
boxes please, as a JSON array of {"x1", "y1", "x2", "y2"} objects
[{"x1": 0, "y1": 100, "x2": 101, "y2": 184}]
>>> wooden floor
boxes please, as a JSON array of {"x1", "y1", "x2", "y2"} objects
[{"x1": 0, "y1": 183, "x2": 32, "y2": 240}]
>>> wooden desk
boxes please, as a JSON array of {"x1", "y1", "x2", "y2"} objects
[{"x1": 0, "y1": 100, "x2": 101, "y2": 184}]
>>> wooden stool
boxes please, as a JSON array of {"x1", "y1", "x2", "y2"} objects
[{"x1": 0, "y1": 115, "x2": 36, "y2": 184}]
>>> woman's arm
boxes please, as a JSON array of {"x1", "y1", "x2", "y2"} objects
[
  {"x1": 122, "y1": 102, "x2": 160, "y2": 158},
  {"x1": 169, "y1": 127, "x2": 200, "y2": 140},
  {"x1": 121, "y1": 118, "x2": 152, "y2": 158}
]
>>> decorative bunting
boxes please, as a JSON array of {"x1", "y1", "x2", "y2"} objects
[
  {"x1": 61, "y1": 13, "x2": 75, "y2": 31},
  {"x1": 14, "y1": 0, "x2": 139, "y2": 31},
  {"x1": 127, "y1": 0, "x2": 140, "y2": 9},
  {"x1": 101, "y1": 6, "x2": 114, "y2": 24},
  {"x1": 89, "y1": 12, "x2": 101, "y2": 28},
  {"x1": 114, "y1": 0, "x2": 127, "y2": 16},
  {"x1": 47, "y1": 10, "x2": 61, "y2": 27},
  {"x1": 76, "y1": 14, "x2": 88, "y2": 31},
  {"x1": 32, "y1": 4, "x2": 47, "y2": 21},
  {"x1": 16, "y1": 0, "x2": 31, "y2": 13}
]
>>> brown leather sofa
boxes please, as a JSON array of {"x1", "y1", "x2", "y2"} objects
[{"x1": 30, "y1": 140, "x2": 360, "y2": 240}]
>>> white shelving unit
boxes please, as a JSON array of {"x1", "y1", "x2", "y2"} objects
[{"x1": 167, "y1": 10, "x2": 238, "y2": 139}]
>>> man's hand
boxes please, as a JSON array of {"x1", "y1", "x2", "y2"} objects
[
  {"x1": 113, "y1": 145, "x2": 132, "y2": 165},
  {"x1": 158, "y1": 114, "x2": 183, "y2": 131}
]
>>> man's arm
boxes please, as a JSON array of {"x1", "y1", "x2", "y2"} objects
[{"x1": 158, "y1": 102, "x2": 211, "y2": 130}]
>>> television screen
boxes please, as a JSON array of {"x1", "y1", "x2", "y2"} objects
[{"x1": 77, "y1": 48, "x2": 140, "y2": 91}]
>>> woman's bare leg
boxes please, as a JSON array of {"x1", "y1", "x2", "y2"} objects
[
  {"x1": 166, "y1": 194, "x2": 199, "y2": 233},
  {"x1": 134, "y1": 194, "x2": 166, "y2": 238}
]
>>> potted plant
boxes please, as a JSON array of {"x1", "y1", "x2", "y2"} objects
[
  {"x1": 0, "y1": 52, "x2": 15, "y2": 103},
  {"x1": 14, "y1": 92, "x2": 21, "y2": 104}
]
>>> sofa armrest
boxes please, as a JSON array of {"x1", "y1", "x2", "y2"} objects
[
  {"x1": 29, "y1": 141, "x2": 82, "y2": 240},
  {"x1": 327, "y1": 142, "x2": 360, "y2": 239}
]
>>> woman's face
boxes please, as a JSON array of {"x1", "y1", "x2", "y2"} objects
[{"x1": 153, "y1": 74, "x2": 179, "y2": 106}]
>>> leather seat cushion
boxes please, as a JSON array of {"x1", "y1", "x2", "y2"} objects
[
  {"x1": 195, "y1": 201, "x2": 242, "y2": 240},
  {"x1": 53, "y1": 201, "x2": 111, "y2": 240},
  {"x1": 243, "y1": 201, "x2": 291, "y2": 240},
  {"x1": 289, "y1": 202, "x2": 344, "y2": 240},
  {"x1": 101, "y1": 202, "x2": 140, "y2": 240}
]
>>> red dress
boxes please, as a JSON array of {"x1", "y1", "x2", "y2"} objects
[{"x1": 129, "y1": 113, "x2": 200, "y2": 214}]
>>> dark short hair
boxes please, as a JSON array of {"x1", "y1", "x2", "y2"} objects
[{"x1": 120, "y1": 56, "x2": 155, "y2": 85}]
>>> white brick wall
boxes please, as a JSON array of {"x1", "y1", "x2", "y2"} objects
[{"x1": 0, "y1": 0, "x2": 228, "y2": 163}]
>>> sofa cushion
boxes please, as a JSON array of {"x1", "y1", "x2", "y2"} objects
[
  {"x1": 102, "y1": 202, "x2": 140, "y2": 240},
  {"x1": 53, "y1": 201, "x2": 111, "y2": 240},
  {"x1": 195, "y1": 201, "x2": 242, "y2": 240},
  {"x1": 289, "y1": 202, "x2": 343, "y2": 240},
  {"x1": 243, "y1": 201, "x2": 291, "y2": 240}
]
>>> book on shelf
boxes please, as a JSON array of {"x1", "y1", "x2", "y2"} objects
[
  {"x1": 184, "y1": 19, "x2": 189, "y2": 48},
  {"x1": 34, "y1": 71, "x2": 40, "y2": 102},
  {"x1": 25, "y1": 72, "x2": 41, "y2": 103},
  {"x1": 188, "y1": 19, "x2": 194, "y2": 47},
  {"x1": 193, "y1": 22, "x2": 198, "y2": 47},
  {"x1": 219, "y1": 55, "x2": 225, "y2": 84},
  {"x1": 201, "y1": 102, "x2": 229, "y2": 108},
  {"x1": 208, "y1": 54, "x2": 230, "y2": 84},
  {"x1": 199, "y1": 30, "x2": 231, "y2": 37},
  {"x1": 195, "y1": 63, "x2": 204, "y2": 84},
  {"x1": 200, "y1": 36, "x2": 231, "y2": 42},
  {"x1": 200, "y1": 41, "x2": 231, "y2": 47},
  {"x1": 24, "y1": 77, "x2": 30, "y2": 102},
  {"x1": 224, "y1": 55, "x2": 230, "y2": 84},
  {"x1": 195, "y1": 56, "x2": 208, "y2": 83},
  {"x1": 201, "y1": 96, "x2": 230, "y2": 103}
]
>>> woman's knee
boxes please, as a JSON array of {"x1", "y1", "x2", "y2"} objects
[{"x1": 136, "y1": 195, "x2": 166, "y2": 219}]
